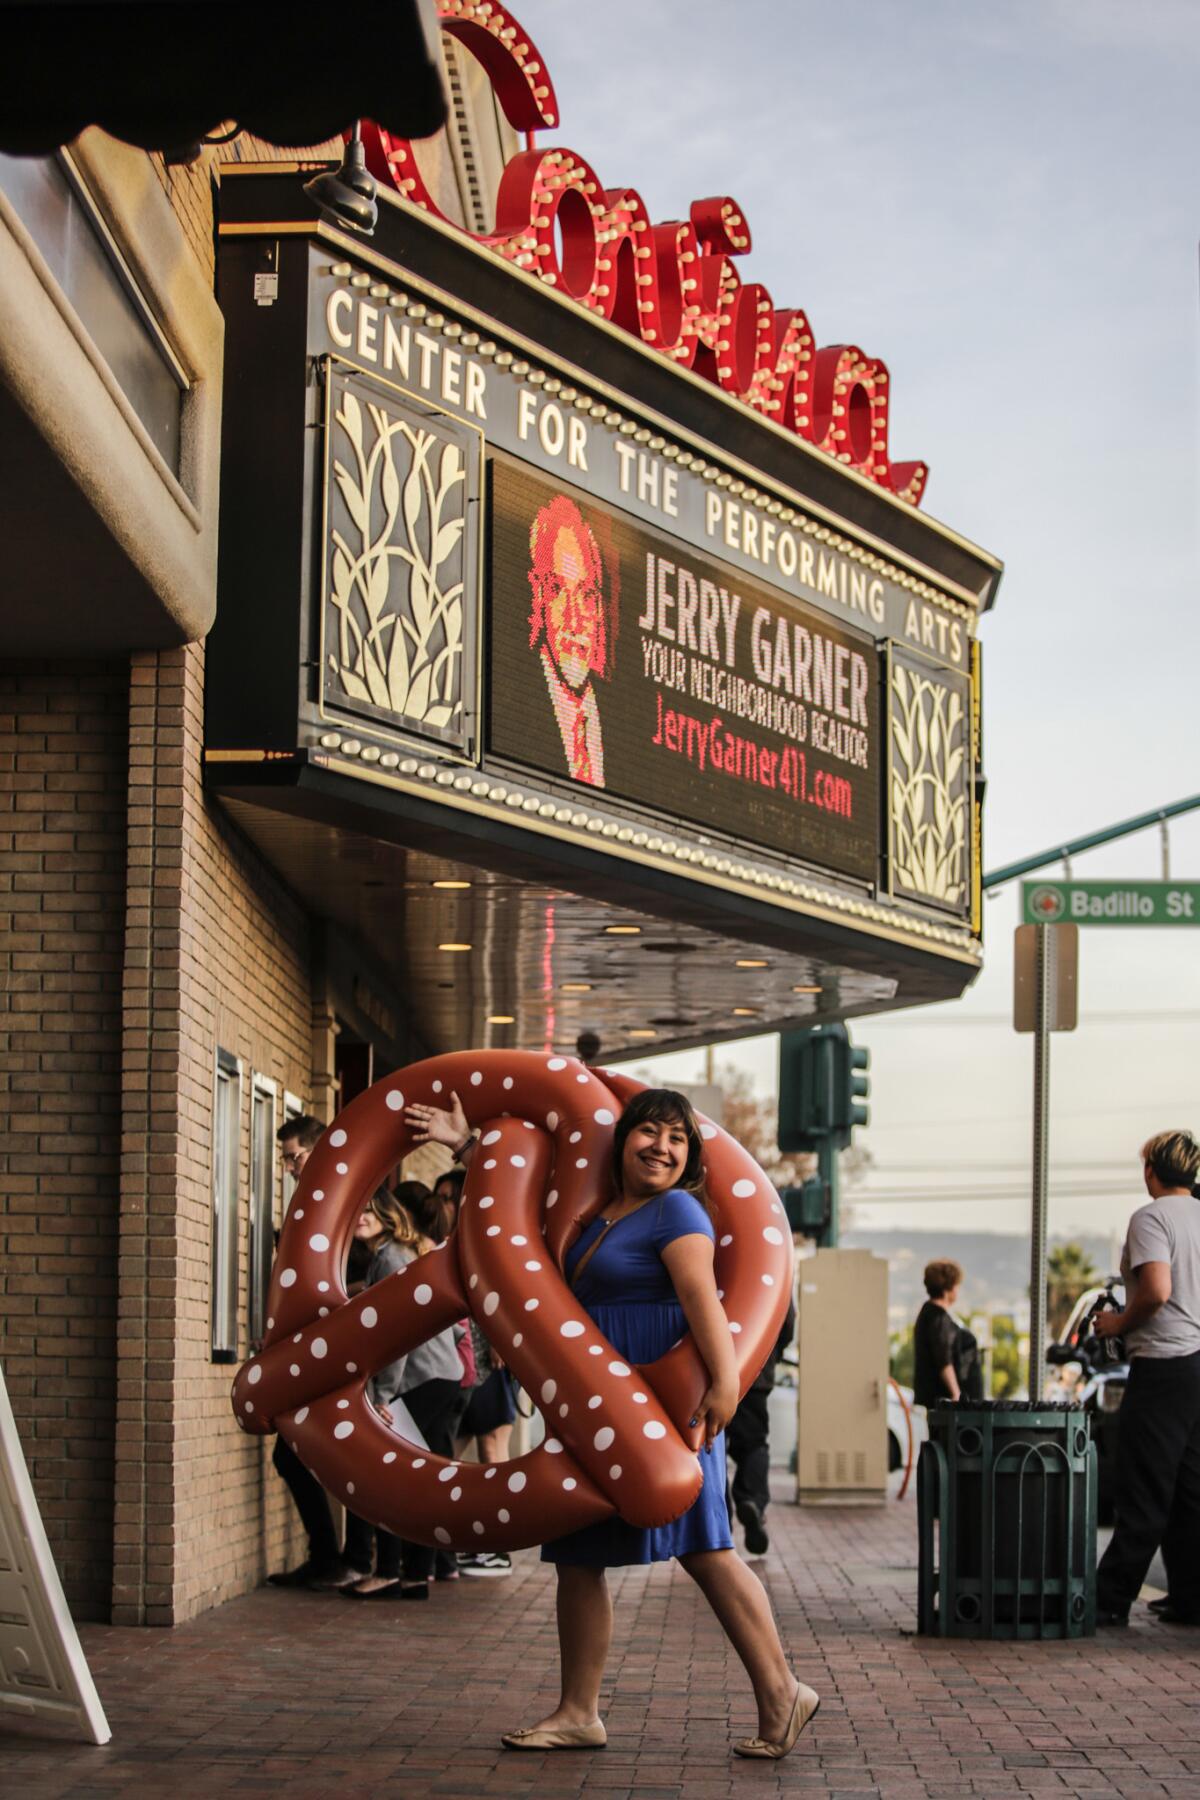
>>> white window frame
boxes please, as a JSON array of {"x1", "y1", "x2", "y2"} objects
[
  {"x1": 248, "y1": 1075, "x2": 278, "y2": 1346},
  {"x1": 211, "y1": 1048, "x2": 243, "y2": 1364},
  {"x1": 281, "y1": 1090, "x2": 306, "y2": 1212}
]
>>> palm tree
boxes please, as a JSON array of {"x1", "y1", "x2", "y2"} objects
[{"x1": 1047, "y1": 1241, "x2": 1099, "y2": 1337}]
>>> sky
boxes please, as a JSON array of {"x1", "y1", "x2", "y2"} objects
[{"x1": 512, "y1": 0, "x2": 1200, "y2": 1240}]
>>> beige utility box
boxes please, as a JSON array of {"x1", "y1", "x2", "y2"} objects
[{"x1": 795, "y1": 1247, "x2": 888, "y2": 1506}]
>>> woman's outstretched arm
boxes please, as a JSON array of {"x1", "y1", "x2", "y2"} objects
[
  {"x1": 661, "y1": 1234, "x2": 739, "y2": 1446},
  {"x1": 405, "y1": 1091, "x2": 478, "y2": 1166}
]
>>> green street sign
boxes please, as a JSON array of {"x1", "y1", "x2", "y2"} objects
[{"x1": 1022, "y1": 879, "x2": 1200, "y2": 925}]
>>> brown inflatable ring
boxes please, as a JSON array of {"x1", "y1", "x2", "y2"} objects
[{"x1": 232, "y1": 1052, "x2": 793, "y2": 1551}]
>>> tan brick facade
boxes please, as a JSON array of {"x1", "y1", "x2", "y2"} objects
[
  {"x1": 0, "y1": 665, "x2": 128, "y2": 1621},
  {"x1": 115, "y1": 644, "x2": 315, "y2": 1625},
  {"x1": 2, "y1": 649, "x2": 319, "y2": 1625}
]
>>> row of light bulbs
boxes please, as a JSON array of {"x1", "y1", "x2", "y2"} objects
[
  {"x1": 325, "y1": 264, "x2": 975, "y2": 623},
  {"x1": 314, "y1": 730, "x2": 975, "y2": 953}
]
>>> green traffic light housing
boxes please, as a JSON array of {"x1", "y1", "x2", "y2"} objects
[
  {"x1": 778, "y1": 1023, "x2": 870, "y2": 1152},
  {"x1": 844, "y1": 1041, "x2": 870, "y2": 1133}
]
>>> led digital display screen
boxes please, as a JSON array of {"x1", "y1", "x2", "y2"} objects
[{"x1": 487, "y1": 459, "x2": 882, "y2": 882}]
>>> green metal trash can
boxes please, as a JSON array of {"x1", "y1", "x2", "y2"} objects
[{"x1": 917, "y1": 1400, "x2": 1096, "y2": 1639}]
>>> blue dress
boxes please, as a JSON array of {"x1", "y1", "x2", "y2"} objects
[{"x1": 542, "y1": 1188, "x2": 734, "y2": 1566}]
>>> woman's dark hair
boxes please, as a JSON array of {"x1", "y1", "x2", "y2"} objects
[
  {"x1": 924, "y1": 1258, "x2": 963, "y2": 1300},
  {"x1": 613, "y1": 1087, "x2": 710, "y2": 1211},
  {"x1": 400, "y1": 1178, "x2": 454, "y2": 1245},
  {"x1": 433, "y1": 1166, "x2": 467, "y2": 1208}
]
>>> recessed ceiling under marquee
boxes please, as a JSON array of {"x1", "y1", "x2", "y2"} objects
[{"x1": 217, "y1": 783, "x2": 940, "y2": 1061}]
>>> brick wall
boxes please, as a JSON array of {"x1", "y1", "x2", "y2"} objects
[
  {"x1": 114, "y1": 643, "x2": 314, "y2": 1625},
  {"x1": 0, "y1": 664, "x2": 128, "y2": 1621}
]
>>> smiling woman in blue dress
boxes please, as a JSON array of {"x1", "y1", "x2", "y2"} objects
[{"x1": 410, "y1": 1085, "x2": 818, "y2": 1761}]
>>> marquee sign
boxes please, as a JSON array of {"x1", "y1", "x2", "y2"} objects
[
  {"x1": 357, "y1": 0, "x2": 930, "y2": 508},
  {"x1": 488, "y1": 459, "x2": 881, "y2": 882},
  {"x1": 305, "y1": 243, "x2": 977, "y2": 915}
]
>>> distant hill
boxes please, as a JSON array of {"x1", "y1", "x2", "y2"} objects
[{"x1": 842, "y1": 1228, "x2": 1119, "y2": 1324}]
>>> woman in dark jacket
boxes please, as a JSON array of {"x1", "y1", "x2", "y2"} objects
[{"x1": 913, "y1": 1259, "x2": 982, "y2": 1407}]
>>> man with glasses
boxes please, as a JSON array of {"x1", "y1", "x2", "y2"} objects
[{"x1": 267, "y1": 1116, "x2": 371, "y2": 1589}]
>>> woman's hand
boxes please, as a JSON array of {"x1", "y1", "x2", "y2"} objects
[
  {"x1": 406, "y1": 1091, "x2": 469, "y2": 1150},
  {"x1": 692, "y1": 1376, "x2": 739, "y2": 1448},
  {"x1": 377, "y1": 1403, "x2": 394, "y2": 1425},
  {"x1": 1094, "y1": 1309, "x2": 1125, "y2": 1339}
]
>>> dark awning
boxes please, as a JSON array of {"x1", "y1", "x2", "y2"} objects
[{"x1": 0, "y1": 1, "x2": 446, "y2": 156}]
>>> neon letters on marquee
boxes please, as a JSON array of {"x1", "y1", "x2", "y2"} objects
[{"x1": 361, "y1": 1, "x2": 930, "y2": 508}]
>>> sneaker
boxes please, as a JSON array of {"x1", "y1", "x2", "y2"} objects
[
  {"x1": 737, "y1": 1502, "x2": 769, "y2": 1557},
  {"x1": 460, "y1": 1551, "x2": 512, "y2": 1578}
]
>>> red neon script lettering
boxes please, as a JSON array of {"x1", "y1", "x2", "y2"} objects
[{"x1": 360, "y1": 2, "x2": 929, "y2": 507}]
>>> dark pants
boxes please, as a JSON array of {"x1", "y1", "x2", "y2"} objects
[
  {"x1": 726, "y1": 1385, "x2": 771, "y2": 1521},
  {"x1": 1097, "y1": 1347, "x2": 1200, "y2": 1614},
  {"x1": 272, "y1": 1436, "x2": 341, "y2": 1569},
  {"x1": 349, "y1": 1379, "x2": 467, "y2": 1581}
]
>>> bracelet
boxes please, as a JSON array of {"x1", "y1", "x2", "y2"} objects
[{"x1": 451, "y1": 1133, "x2": 477, "y2": 1161}]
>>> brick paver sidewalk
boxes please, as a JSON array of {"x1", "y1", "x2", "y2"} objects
[{"x1": 6, "y1": 1480, "x2": 1200, "y2": 1798}]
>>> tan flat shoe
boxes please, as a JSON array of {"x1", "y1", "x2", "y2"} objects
[
  {"x1": 733, "y1": 1682, "x2": 820, "y2": 1759},
  {"x1": 501, "y1": 1722, "x2": 607, "y2": 1751}
]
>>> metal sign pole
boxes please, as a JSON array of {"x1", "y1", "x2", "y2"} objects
[{"x1": 1028, "y1": 923, "x2": 1052, "y2": 1397}]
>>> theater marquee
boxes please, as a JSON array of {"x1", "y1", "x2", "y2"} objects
[
  {"x1": 305, "y1": 252, "x2": 978, "y2": 905},
  {"x1": 208, "y1": 178, "x2": 996, "y2": 964}
]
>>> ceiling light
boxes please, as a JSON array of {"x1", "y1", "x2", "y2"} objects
[
  {"x1": 432, "y1": 880, "x2": 471, "y2": 889},
  {"x1": 487, "y1": 1014, "x2": 514, "y2": 1025},
  {"x1": 792, "y1": 984, "x2": 823, "y2": 994},
  {"x1": 628, "y1": 1028, "x2": 657, "y2": 1038},
  {"x1": 736, "y1": 959, "x2": 768, "y2": 968},
  {"x1": 604, "y1": 925, "x2": 641, "y2": 935},
  {"x1": 733, "y1": 1008, "x2": 758, "y2": 1017},
  {"x1": 561, "y1": 982, "x2": 592, "y2": 992},
  {"x1": 438, "y1": 942, "x2": 472, "y2": 952}
]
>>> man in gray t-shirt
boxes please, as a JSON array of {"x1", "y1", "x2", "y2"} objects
[
  {"x1": 1120, "y1": 1191, "x2": 1200, "y2": 1359},
  {"x1": 1095, "y1": 1129, "x2": 1200, "y2": 1625}
]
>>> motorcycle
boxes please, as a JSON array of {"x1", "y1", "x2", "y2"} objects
[{"x1": 1046, "y1": 1278, "x2": 1127, "y2": 1524}]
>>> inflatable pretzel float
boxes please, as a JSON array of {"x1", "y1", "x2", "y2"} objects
[{"x1": 232, "y1": 1051, "x2": 793, "y2": 1550}]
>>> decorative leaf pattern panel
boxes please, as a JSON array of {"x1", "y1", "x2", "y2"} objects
[
  {"x1": 323, "y1": 366, "x2": 478, "y2": 751},
  {"x1": 888, "y1": 652, "x2": 971, "y2": 914}
]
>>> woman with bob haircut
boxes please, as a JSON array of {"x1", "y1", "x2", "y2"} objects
[
  {"x1": 412, "y1": 1084, "x2": 817, "y2": 1760},
  {"x1": 912, "y1": 1258, "x2": 981, "y2": 1409}
]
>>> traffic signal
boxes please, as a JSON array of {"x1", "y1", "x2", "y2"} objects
[
  {"x1": 781, "y1": 1177, "x2": 830, "y2": 1240},
  {"x1": 838, "y1": 1038, "x2": 870, "y2": 1134},
  {"x1": 777, "y1": 1026, "x2": 836, "y2": 1152},
  {"x1": 778, "y1": 1024, "x2": 869, "y2": 1152}
]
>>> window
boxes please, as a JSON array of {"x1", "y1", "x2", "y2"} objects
[
  {"x1": 211, "y1": 1048, "x2": 242, "y2": 1363},
  {"x1": 249, "y1": 1077, "x2": 277, "y2": 1346},
  {"x1": 0, "y1": 150, "x2": 186, "y2": 470},
  {"x1": 282, "y1": 1091, "x2": 305, "y2": 1212}
]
